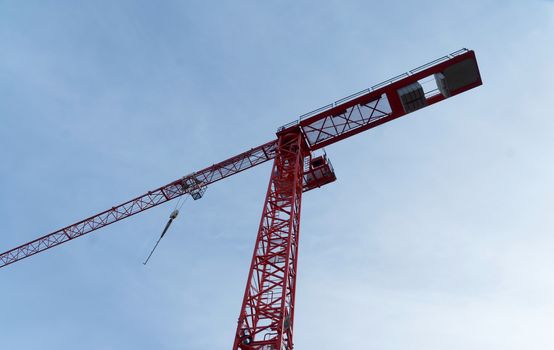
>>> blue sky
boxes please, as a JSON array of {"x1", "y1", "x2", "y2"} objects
[{"x1": 2, "y1": 0, "x2": 554, "y2": 349}]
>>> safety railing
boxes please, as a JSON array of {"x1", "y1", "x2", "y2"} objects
[{"x1": 277, "y1": 48, "x2": 469, "y2": 132}]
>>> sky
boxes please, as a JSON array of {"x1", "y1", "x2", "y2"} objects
[{"x1": 1, "y1": 0, "x2": 554, "y2": 349}]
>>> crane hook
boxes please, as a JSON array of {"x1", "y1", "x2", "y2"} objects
[{"x1": 143, "y1": 209, "x2": 179, "y2": 265}]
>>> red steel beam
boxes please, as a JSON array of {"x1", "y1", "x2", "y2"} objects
[
  {"x1": 280, "y1": 49, "x2": 482, "y2": 151},
  {"x1": 233, "y1": 131, "x2": 306, "y2": 350},
  {"x1": 0, "y1": 140, "x2": 278, "y2": 268}
]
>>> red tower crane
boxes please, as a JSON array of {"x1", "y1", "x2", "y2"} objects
[{"x1": 0, "y1": 49, "x2": 482, "y2": 349}]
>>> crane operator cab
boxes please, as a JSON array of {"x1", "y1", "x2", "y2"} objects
[{"x1": 303, "y1": 153, "x2": 337, "y2": 192}]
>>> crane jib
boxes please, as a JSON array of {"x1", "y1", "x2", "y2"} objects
[{"x1": 0, "y1": 140, "x2": 278, "y2": 268}]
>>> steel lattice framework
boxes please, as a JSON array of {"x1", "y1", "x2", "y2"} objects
[
  {"x1": 300, "y1": 93, "x2": 392, "y2": 149},
  {"x1": 0, "y1": 141, "x2": 278, "y2": 268},
  {"x1": 234, "y1": 132, "x2": 306, "y2": 350},
  {"x1": 1, "y1": 49, "x2": 482, "y2": 349}
]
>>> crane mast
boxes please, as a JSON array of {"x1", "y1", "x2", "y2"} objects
[
  {"x1": 234, "y1": 132, "x2": 307, "y2": 349},
  {"x1": 0, "y1": 49, "x2": 482, "y2": 349}
]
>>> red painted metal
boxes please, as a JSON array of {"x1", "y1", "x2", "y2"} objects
[
  {"x1": 0, "y1": 140, "x2": 278, "y2": 268},
  {"x1": 233, "y1": 131, "x2": 306, "y2": 350},
  {"x1": 302, "y1": 154, "x2": 336, "y2": 192},
  {"x1": 279, "y1": 49, "x2": 482, "y2": 151}
]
